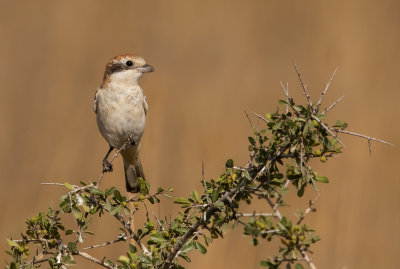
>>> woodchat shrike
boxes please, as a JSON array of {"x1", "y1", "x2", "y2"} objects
[{"x1": 94, "y1": 54, "x2": 154, "y2": 192}]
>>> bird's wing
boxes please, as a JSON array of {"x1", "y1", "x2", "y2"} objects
[
  {"x1": 93, "y1": 88, "x2": 100, "y2": 114},
  {"x1": 143, "y1": 95, "x2": 149, "y2": 115}
]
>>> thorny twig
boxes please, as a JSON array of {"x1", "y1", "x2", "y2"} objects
[
  {"x1": 236, "y1": 212, "x2": 274, "y2": 217},
  {"x1": 315, "y1": 68, "x2": 338, "y2": 112},
  {"x1": 83, "y1": 235, "x2": 130, "y2": 250},
  {"x1": 322, "y1": 95, "x2": 344, "y2": 115},
  {"x1": 292, "y1": 61, "x2": 313, "y2": 108},
  {"x1": 252, "y1": 111, "x2": 269, "y2": 123},
  {"x1": 245, "y1": 111, "x2": 255, "y2": 128},
  {"x1": 61, "y1": 245, "x2": 116, "y2": 269},
  {"x1": 280, "y1": 81, "x2": 290, "y2": 114},
  {"x1": 297, "y1": 192, "x2": 320, "y2": 225},
  {"x1": 329, "y1": 128, "x2": 393, "y2": 146}
]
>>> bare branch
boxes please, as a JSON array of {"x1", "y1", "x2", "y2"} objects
[
  {"x1": 315, "y1": 68, "x2": 338, "y2": 111},
  {"x1": 106, "y1": 208, "x2": 151, "y2": 257},
  {"x1": 252, "y1": 112, "x2": 269, "y2": 123},
  {"x1": 236, "y1": 212, "x2": 274, "y2": 217},
  {"x1": 40, "y1": 182, "x2": 78, "y2": 187},
  {"x1": 329, "y1": 128, "x2": 393, "y2": 146},
  {"x1": 83, "y1": 235, "x2": 129, "y2": 250},
  {"x1": 233, "y1": 166, "x2": 247, "y2": 172},
  {"x1": 61, "y1": 245, "x2": 116, "y2": 269},
  {"x1": 322, "y1": 95, "x2": 344, "y2": 115},
  {"x1": 280, "y1": 81, "x2": 289, "y2": 100},
  {"x1": 26, "y1": 252, "x2": 48, "y2": 266},
  {"x1": 292, "y1": 60, "x2": 313, "y2": 108},
  {"x1": 280, "y1": 81, "x2": 290, "y2": 114},
  {"x1": 245, "y1": 111, "x2": 255, "y2": 128},
  {"x1": 126, "y1": 208, "x2": 137, "y2": 228},
  {"x1": 297, "y1": 192, "x2": 320, "y2": 225}
]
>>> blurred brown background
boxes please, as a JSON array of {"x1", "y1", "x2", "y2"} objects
[{"x1": 1, "y1": 1, "x2": 399, "y2": 268}]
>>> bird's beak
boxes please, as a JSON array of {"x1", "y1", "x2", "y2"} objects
[{"x1": 136, "y1": 64, "x2": 155, "y2": 73}]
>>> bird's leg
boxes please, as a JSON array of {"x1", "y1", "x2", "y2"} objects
[
  {"x1": 127, "y1": 134, "x2": 137, "y2": 147},
  {"x1": 102, "y1": 145, "x2": 114, "y2": 172}
]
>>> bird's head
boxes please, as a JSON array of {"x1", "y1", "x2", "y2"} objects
[{"x1": 102, "y1": 54, "x2": 154, "y2": 86}]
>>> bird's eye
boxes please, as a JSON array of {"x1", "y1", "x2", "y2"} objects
[{"x1": 126, "y1": 61, "x2": 133, "y2": 67}]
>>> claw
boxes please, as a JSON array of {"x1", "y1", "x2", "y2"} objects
[
  {"x1": 127, "y1": 134, "x2": 137, "y2": 147},
  {"x1": 102, "y1": 160, "x2": 113, "y2": 173}
]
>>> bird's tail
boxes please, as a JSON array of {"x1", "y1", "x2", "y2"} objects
[{"x1": 121, "y1": 149, "x2": 145, "y2": 193}]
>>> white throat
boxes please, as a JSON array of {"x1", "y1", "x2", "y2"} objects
[{"x1": 109, "y1": 70, "x2": 142, "y2": 88}]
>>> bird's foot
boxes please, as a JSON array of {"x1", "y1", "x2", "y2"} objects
[
  {"x1": 102, "y1": 160, "x2": 113, "y2": 173},
  {"x1": 127, "y1": 134, "x2": 137, "y2": 147}
]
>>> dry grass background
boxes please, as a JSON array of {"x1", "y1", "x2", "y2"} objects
[{"x1": 1, "y1": 1, "x2": 400, "y2": 268}]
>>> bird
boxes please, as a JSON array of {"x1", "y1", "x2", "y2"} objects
[{"x1": 93, "y1": 54, "x2": 154, "y2": 192}]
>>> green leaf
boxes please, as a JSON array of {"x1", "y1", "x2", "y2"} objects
[
  {"x1": 82, "y1": 204, "x2": 90, "y2": 213},
  {"x1": 118, "y1": 255, "x2": 130, "y2": 265},
  {"x1": 179, "y1": 254, "x2": 191, "y2": 262},
  {"x1": 138, "y1": 177, "x2": 150, "y2": 195},
  {"x1": 6, "y1": 239, "x2": 19, "y2": 248},
  {"x1": 174, "y1": 197, "x2": 191, "y2": 205},
  {"x1": 192, "y1": 190, "x2": 200, "y2": 202},
  {"x1": 279, "y1": 99, "x2": 288, "y2": 105},
  {"x1": 129, "y1": 244, "x2": 137, "y2": 253},
  {"x1": 109, "y1": 205, "x2": 122, "y2": 216},
  {"x1": 252, "y1": 238, "x2": 258, "y2": 246},
  {"x1": 114, "y1": 190, "x2": 123, "y2": 202},
  {"x1": 138, "y1": 253, "x2": 151, "y2": 263},
  {"x1": 72, "y1": 206, "x2": 82, "y2": 220},
  {"x1": 295, "y1": 263, "x2": 305, "y2": 269},
  {"x1": 303, "y1": 120, "x2": 313, "y2": 137},
  {"x1": 180, "y1": 241, "x2": 195, "y2": 254},
  {"x1": 65, "y1": 230, "x2": 73, "y2": 235},
  {"x1": 277, "y1": 221, "x2": 287, "y2": 231},
  {"x1": 333, "y1": 120, "x2": 347, "y2": 128},
  {"x1": 89, "y1": 188, "x2": 104, "y2": 196},
  {"x1": 195, "y1": 241, "x2": 207, "y2": 254},
  {"x1": 157, "y1": 187, "x2": 164, "y2": 193},
  {"x1": 67, "y1": 242, "x2": 77, "y2": 252},
  {"x1": 64, "y1": 182, "x2": 74, "y2": 191},
  {"x1": 225, "y1": 159, "x2": 234, "y2": 168},
  {"x1": 149, "y1": 234, "x2": 167, "y2": 244},
  {"x1": 248, "y1": 137, "x2": 256, "y2": 146},
  {"x1": 315, "y1": 175, "x2": 329, "y2": 183},
  {"x1": 211, "y1": 189, "x2": 219, "y2": 202},
  {"x1": 260, "y1": 260, "x2": 269, "y2": 267},
  {"x1": 297, "y1": 183, "x2": 305, "y2": 196},
  {"x1": 272, "y1": 121, "x2": 282, "y2": 130}
]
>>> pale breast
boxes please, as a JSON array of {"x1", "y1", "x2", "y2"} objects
[{"x1": 96, "y1": 85, "x2": 146, "y2": 148}]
